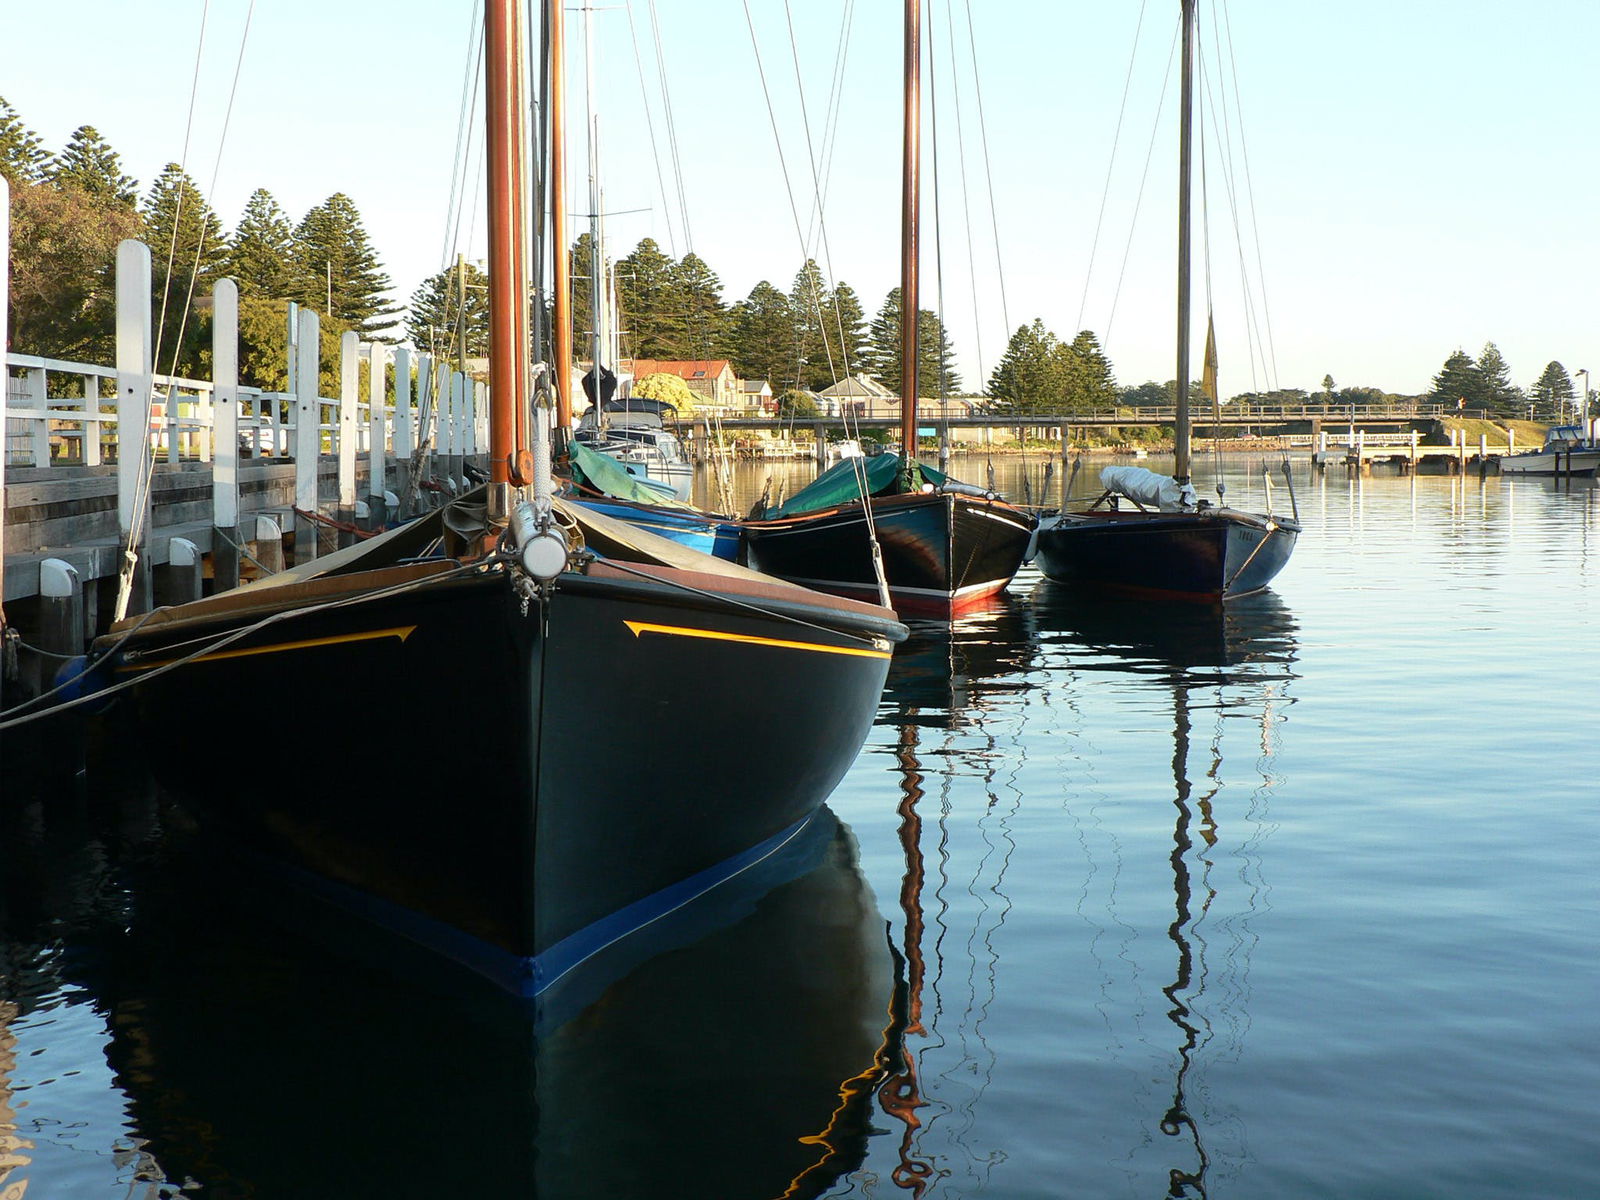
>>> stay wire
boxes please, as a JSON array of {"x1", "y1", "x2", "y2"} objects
[
  {"x1": 1216, "y1": 0, "x2": 1279, "y2": 391},
  {"x1": 1077, "y1": 0, "x2": 1149, "y2": 335},
  {"x1": 780, "y1": 0, "x2": 841, "y2": 388},
  {"x1": 961, "y1": 0, "x2": 1009, "y2": 338},
  {"x1": 624, "y1": 0, "x2": 679, "y2": 258},
  {"x1": 647, "y1": 0, "x2": 695, "y2": 253},
  {"x1": 942, "y1": 0, "x2": 986, "y2": 393},
  {"x1": 117, "y1": 0, "x2": 213, "y2": 624},
  {"x1": 1104, "y1": 18, "x2": 1179, "y2": 347}
]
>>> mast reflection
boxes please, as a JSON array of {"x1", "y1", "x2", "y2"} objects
[{"x1": 1032, "y1": 580, "x2": 1298, "y2": 1194}]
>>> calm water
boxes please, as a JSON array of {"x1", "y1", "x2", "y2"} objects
[{"x1": 2, "y1": 456, "x2": 1596, "y2": 1198}]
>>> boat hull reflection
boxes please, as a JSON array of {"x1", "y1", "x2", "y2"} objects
[{"x1": 73, "y1": 807, "x2": 894, "y2": 1199}]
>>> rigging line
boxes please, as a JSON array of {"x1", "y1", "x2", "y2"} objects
[
  {"x1": 1216, "y1": 0, "x2": 1280, "y2": 391},
  {"x1": 0, "y1": 561, "x2": 479, "y2": 732},
  {"x1": 1103, "y1": 17, "x2": 1179, "y2": 348},
  {"x1": 117, "y1": 0, "x2": 214, "y2": 624},
  {"x1": 1077, "y1": 0, "x2": 1150, "y2": 334},
  {"x1": 780, "y1": 0, "x2": 841, "y2": 387},
  {"x1": 777, "y1": 0, "x2": 866, "y2": 395},
  {"x1": 0, "y1": 608, "x2": 165, "y2": 720},
  {"x1": 646, "y1": 0, "x2": 695, "y2": 253},
  {"x1": 441, "y1": 3, "x2": 486, "y2": 271},
  {"x1": 165, "y1": 0, "x2": 258, "y2": 415},
  {"x1": 1198, "y1": 16, "x2": 1265, "y2": 396},
  {"x1": 961, "y1": 0, "x2": 1009, "y2": 337},
  {"x1": 624, "y1": 0, "x2": 678, "y2": 258},
  {"x1": 808, "y1": 0, "x2": 857, "y2": 251},
  {"x1": 943, "y1": 0, "x2": 985, "y2": 392}
]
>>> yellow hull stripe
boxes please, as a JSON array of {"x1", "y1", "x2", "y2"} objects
[
  {"x1": 119, "y1": 625, "x2": 417, "y2": 673},
  {"x1": 624, "y1": 620, "x2": 891, "y2": 660}
]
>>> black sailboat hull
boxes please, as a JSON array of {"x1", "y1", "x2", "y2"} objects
[
  {"x1": 1032, "y1": 508, "x2": 1298, "y2": 600},
  {"x1": 743, "y1": 490, "x2": 1035, "y2": 619},
  {"x1": 100, "y1": 560, "x2": 903, "y2": 997}
]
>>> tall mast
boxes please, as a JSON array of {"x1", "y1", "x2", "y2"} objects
[
  {"x1": 1174, "y1": 0, "x2": 1195, "y2": 484},
  {"x1": 584, "y1": 4, "x2": 608, "y2": 429},
  {"x1": 549, "y1": 0, "x2": 572, "y2": 430},
  {"x1": 899, "y1": 0, "x2": 921, "y2": 475},
  {"x1": 485, "y1": 0, "x2": 526, "y2": 520}
]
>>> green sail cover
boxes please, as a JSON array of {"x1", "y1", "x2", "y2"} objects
[
  {"x1": 768, "y1": 453, "x2": 949, "y2": 518},
  {"x1": 568, "y1": 438, "x2": 697, "y2": 511}
]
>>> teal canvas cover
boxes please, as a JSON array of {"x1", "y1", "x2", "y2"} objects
[
  {"x1": 569, "y1": 439, "x2": 695, "y2": 511},
  {"x1": 768, "y1": 454, "x2": 949, "y2": 518}
]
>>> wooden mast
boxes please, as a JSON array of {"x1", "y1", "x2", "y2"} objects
[
  {"x1": 549, "y1": 0, "x2": 573, "y2": 431},
  {"x1": 484, "y1": 0, "x2": 524, "y2": 520},
  {"x1": 899, "y1": 0, "x2": 921, "y2": 476},
  {"x1": 1174, "y1": 0, "x2": 1195, "y2": 484}
]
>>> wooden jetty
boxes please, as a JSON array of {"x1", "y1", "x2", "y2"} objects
[
  {"x1": 1307, "y1": 429, "x2": 1516, "y2": 474},
  {"x1": 2, "y1": 232, "x2": 487, "y2": 706}
]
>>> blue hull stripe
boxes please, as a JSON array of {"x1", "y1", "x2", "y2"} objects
[{"x1": 244, "y1": 812, "x2": 819, "y2": 1000}]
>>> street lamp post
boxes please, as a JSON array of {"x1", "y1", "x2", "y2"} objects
[{"x1": 1577, "y1": 369, "x2": 1591, "y2": 438}]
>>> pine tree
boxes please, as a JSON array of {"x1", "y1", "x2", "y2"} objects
[
  {"x1": 1530, "y1": 361, "x2": 1575, "y2": 421},
  {"x1": 673, "y1": 252, "x2": 728, "y2": 360},
  {"x1": 864, "y1": 288, "x2": 960, "y2": 397},
  {"x1": 1429, "y1": 349, "x2": 1485, "y2": 411},
  {"x1": 616, "y1": 237, "x2": 681, "y2": 359},
  {"x1": 227, "y1": 188, "x2": 296, "y2": 298},
  {"x1": 0, "y1": 95, "x2": 49, "y2": 184},
  {"x1": 49, "y1": 125, "x2": 137, "y2": 205},
  {"x1": 292, "y1": 193, "x2": 399, "y2": 339},
  {"x1": 789, "y1": 259, "x2": 836, "y2": 390},
  {"x1": 142, "y1": 162, "x2": 228, "y2": 373},
  {"x1": 1475, "y1": 341, "x2": 1521, "y2": 416},
  {"x1": 726, "y1": 281, "x2": 795, "y2": 388},
  {"x1": 406, "y1": 260, "x2": 490, "y2": 361},
  {"x1": 988, "y1": 319, "x2": 1065, "y2": 413},
  {"x1": 824, "y1": 281, "x2": 869, "y2": 379},
  {"x1": 1062, "y1": 329, "x2": 1118, "y2": 410}
]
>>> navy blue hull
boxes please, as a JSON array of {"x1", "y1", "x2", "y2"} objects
[
  {"x1": 1033, "y1": 508, "x2": 1298, "y2": 599},
  {"x1": 100, "y1": 560, "x2": 904, "y2": 997},
  {"x1": 743, "y1": 491, "x2": 1036, "y2": 618}
]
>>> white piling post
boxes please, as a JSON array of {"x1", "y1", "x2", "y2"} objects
[
  {"x1": 253, "y1": 514, "x2": 284, "y2": 575},
  {"x1": 33, "y1": 559, "x2": 83, "y2": 699},
  {"x1": 393, "y1": 346, "x2": 413, "y2": 516},
  {"x1": 367, "y1": 342, "x2": 388, "y2": 527},
  {"x1": 212, "y1": 278, "x2": 241, "y2": 591},
  {"x1": 446, "y1": 371, "x2": 461, "y2": 487},
  {"x1": 293, "y1": 308, "x2": 321, "y2": 564},
  {"x1": 114, "y1": 239, "x2": 154, "y2": 619},
  {"x1": 158, "y1": 536, "x2": 202, "y2": 607},
  {"x1": 337, "y1": 332, "x2": 359, "y2": 544}
]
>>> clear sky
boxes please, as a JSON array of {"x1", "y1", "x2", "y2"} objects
[{"x1": 6, "y1": 0, "x2": 1598, "y2": 399}]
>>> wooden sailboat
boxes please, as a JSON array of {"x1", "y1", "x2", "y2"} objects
[
  {"x1": 1032, "y1": 0, "x2": 1298, "y2": 601},
  {"x1": 87, "y1": 0, "x2": 907, "y2": 1000},
  {"x1": 740, "y1": 0, "x2": 1034, "y2": 621}
]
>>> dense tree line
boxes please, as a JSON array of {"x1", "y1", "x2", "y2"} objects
[
  {"x1": 3, "y1": 95, "x2": 398, "y2": 387},
  {"x1": 1428, "y1": 343, "x2": 1581, "y2": 420},
  {"x1": 537, "y1": 234, "x2": 961, "y2": 399}
]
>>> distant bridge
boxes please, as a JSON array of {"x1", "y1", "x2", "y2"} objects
[{"x1": 700, "y1": 404, "x2": 1485, "y2": 433}]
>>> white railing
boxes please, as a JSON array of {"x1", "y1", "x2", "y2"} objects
[{"x1": 3, "y1": 352, "x2": 488, "y2": 471}]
